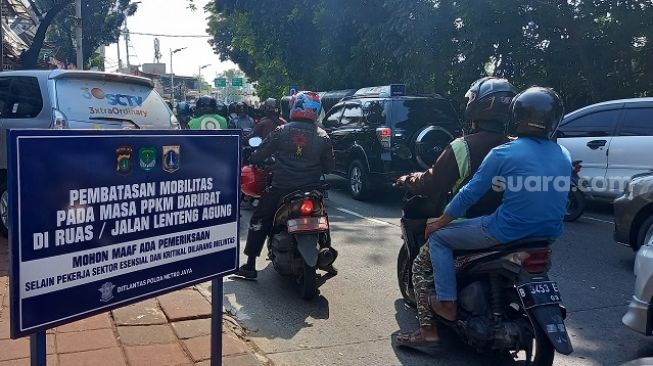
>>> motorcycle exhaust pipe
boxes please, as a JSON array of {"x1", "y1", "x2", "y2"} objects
[{"x1": 318, "y1": 247, "x2": 338, "y2": 268}]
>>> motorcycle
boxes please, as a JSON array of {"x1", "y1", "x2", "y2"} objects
[
  {"x1": 241, "y1": 137, "x2": 270, "y2": 209},
  {"x1": 564, "y1": 160, "x2": 587, "y2": 222},
  {"x1": 242, "y1": 138, "x2": 338, "y2": 299},
  {"x1": 397, "y1": 193, "x2": 572, "y2": 364}
]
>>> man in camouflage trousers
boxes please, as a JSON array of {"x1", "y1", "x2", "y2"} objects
[{"x1": 392, "y1": 77, "x2": 517, "y2": 354}]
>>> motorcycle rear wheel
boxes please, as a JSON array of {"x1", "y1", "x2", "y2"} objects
[
  {"x1": 492, "y1": 324, "x2": 555, "y2": 366},
  {"x1": 397, "y1": 246, "x2": 417, "y2": 307},
  {"x1": 300, "y1": 264, "x2": 317, "y2": 300}
]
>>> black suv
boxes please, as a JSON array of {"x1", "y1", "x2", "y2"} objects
[{"x1": 322, "y1": 85, "x2": 462, "y2": 199}]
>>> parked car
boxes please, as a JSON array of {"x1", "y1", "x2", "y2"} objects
[
  {"x1": 614, "y1": 172, "x2": 653, "y2": 251},
  {"x1": 555, "y1": 98, "x2": 653, "y2": 200},
  {"x1": 321, "y1": 84, "x2": 462, "y2": 199},
  {"x1": 623, "y1": 217, "x2": 653, "y2": 335},
  {"x1": 0, "y1": 70, "x2": 181, "y2": 236}
]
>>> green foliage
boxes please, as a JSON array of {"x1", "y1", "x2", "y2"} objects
[
  {"x1": 42, "y1": 0, "x2": 138, "y2": 68},
  {"x1": 207, "y1": 0, "x2": 653, "y2": 112}
]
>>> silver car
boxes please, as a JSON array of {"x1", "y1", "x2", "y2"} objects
[
  {"x1": 615, "y1": 174, "x2": 653, "y2": 335},
  {"x1": 0, "y1": 70, "x2": 180, "y2": 235}
]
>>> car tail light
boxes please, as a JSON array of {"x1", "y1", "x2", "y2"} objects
[
  {"x1": 299, "y1": 199, "x2": 314, "y2": 216},
  {"x1": 376, "y1": 127, "x2": 392, "y2": 149},
  {"x1": 505, "y1": 248, "x2": 551, "y2": 273},
  {"x1": 52, "y1": 109, "x2": 68, "y2": 129}
]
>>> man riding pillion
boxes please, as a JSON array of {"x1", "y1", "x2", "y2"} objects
[
  {"x1": 235, "y1": 91, "x2": 336, "y2": 280},
  {"x1": 247, "y1": 98, "x2": 286, "y2": 141},
  {"x1": 393, "y1": 77, "x2": 516, "y2": 352},
  {"x1": 188, "y1": 95, "x2": 228, "y2": 130},
  {"x1": 420, "y1": 87, "x2": 571, "y2": 350}
]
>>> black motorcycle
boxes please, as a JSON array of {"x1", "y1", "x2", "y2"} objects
[
  {"x1": 267, "y1": 184, "x2": 337, "y2": 299},
  {"x1": 564, "y1": 160, "x2": 586, "y2": 222},
  {"x1": 397, "y1": 194, "x2": 572, "y2": 365}
]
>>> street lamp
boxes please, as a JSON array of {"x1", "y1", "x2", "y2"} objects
[
  {"x1": 169, "y1": 47, "x2": 187, "y2": 106},
  {"x1": 198, "y1": 64, "x2": 211, "y2": 95}
]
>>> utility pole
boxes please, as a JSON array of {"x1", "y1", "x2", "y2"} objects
[
  {"x1": 75, "y1": 0, "x2": 84, "y2": 70},
  {"x1": 124, "y1": 28, "x2": 130, "y2": 69},
  {"x1": 169, "y1": 47, "x2": 187, "y2": 106}
]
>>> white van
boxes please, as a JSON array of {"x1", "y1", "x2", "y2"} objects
[
  {"x1": 0, "y1": 70, "x2": 181, "y2": 235},
  {"x1": 556, "y1": 98, "x2": 653, "y2": 199}
]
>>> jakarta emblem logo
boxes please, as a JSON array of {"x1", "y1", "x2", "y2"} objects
[
  {"x1": 162, "y1": 146, "x2": 180, "y2": 173},
  {"x1": 98, "y1": 282, "x2": 116, "y2": 303},
  {"x1": 116, "y1": 146, "x2": 133, "y2": 175},
  {"x1": 139, "y1": 147, "x2": 156, "y2": 171}
]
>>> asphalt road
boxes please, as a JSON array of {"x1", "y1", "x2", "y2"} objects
[{"x1": 221, "y1": 176, "x2": 653, "y2": 366}]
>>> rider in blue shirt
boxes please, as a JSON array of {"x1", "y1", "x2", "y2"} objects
[{"x1": 423, "y1": 87, "x2": 572, "y2": 331}]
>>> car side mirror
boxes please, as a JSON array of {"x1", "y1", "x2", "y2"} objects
[{"x1": 248, "y1": 137, "x2": 263, "y2": 147}]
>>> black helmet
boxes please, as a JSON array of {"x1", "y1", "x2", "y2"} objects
[
  {"x1": 196, "y1": 95, "x2": 217, "y2": 115},
  {"x1": 216, "y1": 101, "x2": 228, "y2": 118},
  {"x1": 464, "y1": 77, "x2": 517, "y2": 132},
  {"x1": 261, "y1": 98, "x2": 278, "y2": 114},
  {"x1": 235, "y1": 102, "x2": 247, "y2": 115},
  {"x1": 509, "y1": 87, "x2": 564, "y2": 138}
]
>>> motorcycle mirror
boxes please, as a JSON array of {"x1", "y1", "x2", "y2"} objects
[{"x1": 248, "y1": 137, "x2": 263, "y2": 147}]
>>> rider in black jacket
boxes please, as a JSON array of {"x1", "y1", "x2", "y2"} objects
[{"x1": 235, "y1": 91, "x2": 335, "y2": 280}]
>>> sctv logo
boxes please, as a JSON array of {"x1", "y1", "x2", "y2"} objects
[{"x1": 82, "y1": 88, "x2": 144, "y2": 107}]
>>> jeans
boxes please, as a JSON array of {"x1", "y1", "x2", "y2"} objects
[
  {"x1": 244, "y1": 187, "x2": 292, "y2": 257},
  {"x1": 428, "y1": 217, "x2": 499, "y2": 301}
]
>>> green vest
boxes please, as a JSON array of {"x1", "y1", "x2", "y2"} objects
[
  {"x1": 446, "y1": 138, "x2": 472, "y2": 220},
  {"x1": 188, "y1": 114, "x2": 227, "y2": 130}
]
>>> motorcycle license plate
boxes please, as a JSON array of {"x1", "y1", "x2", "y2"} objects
[
  {"x1": 287, "y1": 217, "x2": 329, "y2": 233},
  {"x1": 516, "y1": 281, "x2": 562, "y2": 310}
]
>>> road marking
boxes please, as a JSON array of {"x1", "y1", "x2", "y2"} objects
[
  {"x1": 334, "y1": 207, "x2": 395, "y2": 227},
  {"x1": 581, "y1": 216, "x2": 614, "y2": 224}
]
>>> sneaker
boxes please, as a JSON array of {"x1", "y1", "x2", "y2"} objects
[{"x1": 233, "y1": 265, "x2": 257, "y2": 280}]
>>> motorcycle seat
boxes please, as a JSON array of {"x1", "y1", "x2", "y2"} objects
[{"x1": 453, "y1": 237, "x2": 554, "y2": 256}]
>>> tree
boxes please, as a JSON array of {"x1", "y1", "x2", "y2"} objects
[
  {"x1": 21, "y1": 0, "x2": 137, "y2": 69},
  {"x1": 207, "y1": 0, "x2": 653, "y2": 112}
]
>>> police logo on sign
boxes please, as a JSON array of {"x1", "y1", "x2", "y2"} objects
[
  {"x1": 162, "y1": 146, "x2": 180, "y2": 173},
  {"x1": 116, "y1": 147, "x2": 133, "y2": 175},
  {"x1": 98, "y1": 282, "x2": 116, "y2": 303}
]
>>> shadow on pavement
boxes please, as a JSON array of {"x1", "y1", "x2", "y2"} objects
[{"x1": 222, "y1": 262, "x2": 331, "y2": 340}]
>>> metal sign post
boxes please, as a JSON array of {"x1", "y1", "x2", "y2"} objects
[{"x1": 8, "y1": 130, "x2": 241, "y2": 365}]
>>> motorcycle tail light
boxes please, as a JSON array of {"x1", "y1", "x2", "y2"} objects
[
  {"x1": 505, "y1": 248, "x2": 551, "y2": 273},
  {"x1": 299, "y1": 199, "x2": 314, "y2": 216}
]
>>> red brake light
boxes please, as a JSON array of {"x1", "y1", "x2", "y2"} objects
[
  {"x1": 376, "y1": 127, "x2": 392, "y2": 149},
  {"x1": 299, "y1": 200, "x2": 314, "y2": 216},
  {"x1": 523, "y1": 249, "x2": 551, "y2": 273}
]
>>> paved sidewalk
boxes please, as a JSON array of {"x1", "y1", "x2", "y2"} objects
[{"x1": 0, "y1": 242, "x2": 272, "y2": 366}]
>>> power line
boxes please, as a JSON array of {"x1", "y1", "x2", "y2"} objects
[{"x1": 124, "y1": 31, "x2": 211, "y2": 38}]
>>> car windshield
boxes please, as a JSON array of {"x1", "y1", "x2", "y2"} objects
[
  {"x1": 392, "y1": 98, "x2": 460, "y2": 129},
  {"x1": 54, "y1": 78, "x2": 173, "y2": 129}
]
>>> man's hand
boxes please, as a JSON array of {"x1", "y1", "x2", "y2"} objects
[
  {"x1": 424, "y1": 214, "x2": 454, "y2": 238},
  {"x1": 396, "y1": 175, "x2": 410, "y2": 187}
]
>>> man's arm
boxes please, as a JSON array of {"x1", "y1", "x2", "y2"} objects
[
  {"x1": 250, "y1": 126, "x2": 281, "y2": 164},
  {"x1": 404, "y1": 145, "x2": 459, "y2": 196},
  {"x1": 444, "y1": 148, "x2": 504, "y2": 219}
]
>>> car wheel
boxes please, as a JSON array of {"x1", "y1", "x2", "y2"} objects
[
  {"x1": 0, "y1": 180, "x2": 8, "y2": 238},
  {"x1": 635, "y1": 216, "x2": 653, "y2": 252},
  {"x1": 348, "y1": 159, "x2": 372, "y2": 200}
]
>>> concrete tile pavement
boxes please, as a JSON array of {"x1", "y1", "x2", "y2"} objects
[{"x1": 0, "y1": 240, "x2": 272, "y2": 366}]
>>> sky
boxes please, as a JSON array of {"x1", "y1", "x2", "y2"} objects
[{"x1": 104, "y1": 0, "x2": 237, "y2": 82}]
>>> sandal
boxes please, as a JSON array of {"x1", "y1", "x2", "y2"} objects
[
  {"x1": 421, "y1": 292, "x2": 457, "y2": 325},
  {"x1": 391, "y1": 330, "x2": 442, "y2": 355}
]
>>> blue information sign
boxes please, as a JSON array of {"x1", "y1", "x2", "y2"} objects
[{"x1": 8, "y1": 130, "x2": 240, "y2": 338}]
